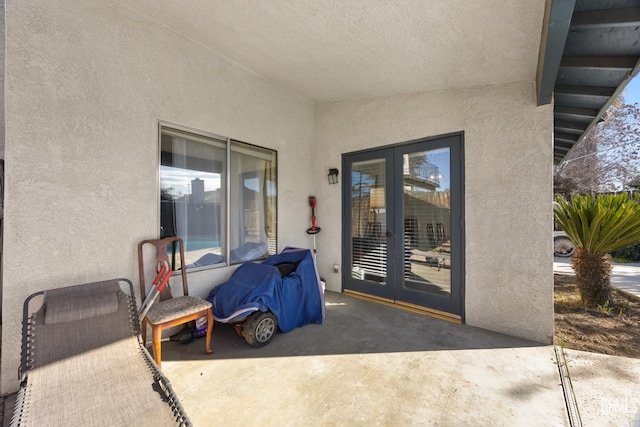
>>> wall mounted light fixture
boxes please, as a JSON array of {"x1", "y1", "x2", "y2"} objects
[{"x1": 328, "y1": 168, "x2": 339, "y2": 184}]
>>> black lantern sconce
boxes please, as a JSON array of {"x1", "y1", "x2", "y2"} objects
[{"x1": 327, "y1": 168, "x2": 339, "y2": 185}]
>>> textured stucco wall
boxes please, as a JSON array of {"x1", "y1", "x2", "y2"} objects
[
  {"x1": 0, "y1": 0, "x2": 5, "y2": 160},
  {"x1": 1, "y1": 1, "x2": 314, "y2": 393},
  {"x1": 2, "y1": 0, "x2": 553, "y2": 396},
  {"x1": 314, "y1": 82, "x2": 554, "y2": 344}
]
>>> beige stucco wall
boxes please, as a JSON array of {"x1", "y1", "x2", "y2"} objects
[
  {"x1": 1, "y1": 0, "x2": 554, "y2": 396},
  {"x1": 1, "y1": 1, "x2": 314, "y2": 393},
  {"x1": 314, "y1": 82, "x2": 554, "y2": 344},
  {"x1": 0, "y1": 0, "x2": 5, "y2": 160}
]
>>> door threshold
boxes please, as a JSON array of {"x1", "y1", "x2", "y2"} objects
[{"x1": 343, "y1": 290, "x2": 462, "y2": 324}]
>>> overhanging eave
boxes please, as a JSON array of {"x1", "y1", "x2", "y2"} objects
[{"x1": 537, "y1": 0, "x2": 640, "y2": 165}]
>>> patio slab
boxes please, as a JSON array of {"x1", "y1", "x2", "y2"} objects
[
  {"x1": 563, "y1": 349, "x2": 640, "y2": 427},
  {"x1": 161, "y1": 291, "x2": 568, "y2": 426}
]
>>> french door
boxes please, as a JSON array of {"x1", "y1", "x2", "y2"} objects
[{"x1": 342, "y1": 133, "x2": 464, "y2": 317}]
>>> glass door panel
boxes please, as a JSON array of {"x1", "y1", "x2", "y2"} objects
[
  {"x1": 401, "y1": 148, "x2": 451, "y2": 297},
  {"x1": 351, "y1": 158, "x2": 388, "y2": 285}
]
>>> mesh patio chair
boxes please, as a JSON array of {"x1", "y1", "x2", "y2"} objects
[{"x1": 10, "y1": 279, "x2": 192, "y2": 426}]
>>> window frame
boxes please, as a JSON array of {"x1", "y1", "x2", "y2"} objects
[{"x1": 157, "y1": 121, "x2": 278, "y2": 272}]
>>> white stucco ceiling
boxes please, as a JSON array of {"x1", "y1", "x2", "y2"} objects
[{"x1": 121, "y1": 0, "x2": 545, "y2": 103}]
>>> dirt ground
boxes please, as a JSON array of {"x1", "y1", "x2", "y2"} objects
[{"x1": 554, "y1": 274, "x2": 640, "y2": 358}]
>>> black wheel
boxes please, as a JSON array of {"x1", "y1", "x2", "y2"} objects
[
  {"x1": 554, "y1": 235, "x2": 575, "y2": 257},
  {"x1": 243, "y1": 311, "x2": 277, "y2": 347}
]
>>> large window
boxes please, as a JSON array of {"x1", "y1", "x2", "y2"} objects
[{"x1": 160, "y1": 125, "x2": 277, "y2": 270}]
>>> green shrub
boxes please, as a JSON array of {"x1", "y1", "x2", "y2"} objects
[
  {"x1": 554, "y1": 193, "x2": 640, "y2": 306},
  {"x1": 611, "y1": 243, "x2": 640, "y2": 263}
]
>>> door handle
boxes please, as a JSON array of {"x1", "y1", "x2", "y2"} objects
[{"x1": 386, "y1": 231, "x2": 394, "y2": 237}]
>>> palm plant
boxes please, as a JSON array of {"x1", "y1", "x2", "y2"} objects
[{"x1": 554, "y1": 193, "x2": 640, "y2": 307}]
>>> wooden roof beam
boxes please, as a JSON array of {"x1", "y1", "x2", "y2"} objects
[
  {"x1": 554, "y1": 120, "x2": 588, "y2": 132},
  {"x1": 554, "y1": 105, "x2": 598, "y2": 119},
  {"x1": 560, "y1": 56, "x2": 637, "y2": 70},
  {"x1": 554, "y1": 85, "x2": 616, "y2": 97},
  {"x1": 570, "y1": 8, "x2": 640, "y2": 29},
  {"x1": 555, "y1": 132, "x2": 580, "y2": 143},
  {"x1": 555, "y1": 140, "x2": 575, "y2": 150}
]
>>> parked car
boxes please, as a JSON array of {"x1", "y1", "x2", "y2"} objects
[{"x1": 553, "y1": 231, "x2": 575, "y2": 257}]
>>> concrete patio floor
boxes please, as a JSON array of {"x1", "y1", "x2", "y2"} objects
[
  {"x1": 563, "y1": 349, "x2": 640, "y2": 427},
  {"x1": 161, "y1": 291, "x2": 569, "y2": 426}
]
